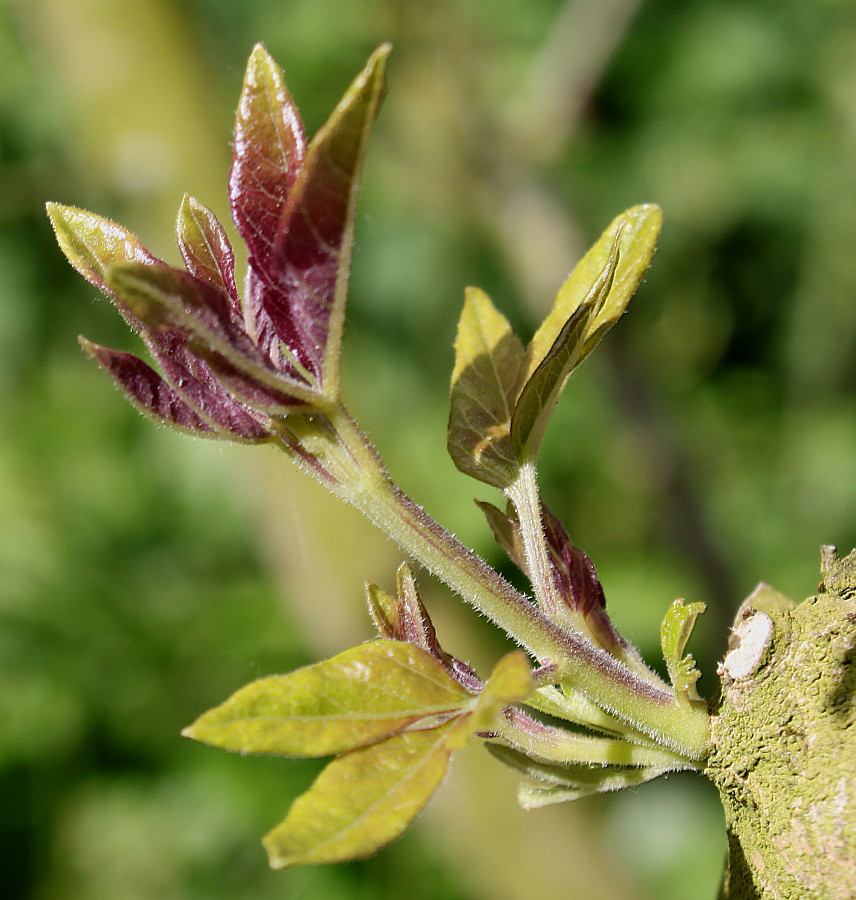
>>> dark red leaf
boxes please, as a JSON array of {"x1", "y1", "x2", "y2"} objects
[
  {"x1": 230, "y1": 44, "x2": 306, "y2": 274},
  {"x1": 82, "y1": 341, "x2": 214, "y2": 434},
  {"x1": 107, "y1": 262, "x2": 313, "y2": 413},
  {"x1": 82, "y1": 339, "x2": 270, "y2": 442},
  {"x1": 231, "y1": 46, "x2": 388, "y2": 386}
]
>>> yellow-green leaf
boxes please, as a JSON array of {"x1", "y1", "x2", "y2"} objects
[
  {"x1": 264, "y1": 717, "x2": 471, "y2": 867},
  {"x1": 517, "y1": 764, "x2": 674, "y2": 808},
  {"x1": 527, "y1": 204, "x2": 663, "y2": 379},
  {"x1": 182, "y1": 640, "x2": 472, "y2": 757},
  {"x1": 487, "y1": 743, "x2": 678, "y2": 808},
  {"x1": 659, "y1": 598, "x2": 706, "y2": 707},
  {"x1": 448, "y1": 286, "x2": 526, "y2": 488},
  {"x1": 176, "y1": 194, "x2": 238, "y2": 303},
  {"x1": 46, "y1": 203, "x2": 156, "y2": 291},
  {"x1": 510, "y1": 256, "x2": 614, "y2": 461},
  {"x1": 470, "y1": 650, "x2": 533, "y2": 734}
]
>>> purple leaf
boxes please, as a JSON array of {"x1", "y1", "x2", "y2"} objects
[
  {"x1": 540, "y1": 507, "x2": 606, "y2": 618},
  {"x1": 106, "y1": 262, "x2": 315, "y2": 412},
  {"x1": 476, "y1": 500, "x2": 527, "y2": 572},
  {"x1": 232, "y1": 45, "x2": 390, "y2": 388},
  {"x1": 229, "y1": 44, "x2": 308, "y2": 372},
  {"x1": 479, "y1": 500, "x2": 624, "y2": 651},
  {"x1": 81, "y1": 339, "x2": 270, "y2": 442},
  {"x1": 81, "y1": 340, "x2": 215, "y2": 435},
  {"x1": 540, "y1": 507, "x2": 624, "y2": 651},
  {"x1": 230, "y1": 44, "x2": 306, "y2": 275}
]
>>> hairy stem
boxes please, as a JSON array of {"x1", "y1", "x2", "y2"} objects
[
  {"x1": 273, "y1": 402, "x2": 710, "y2": 759},
  {"x1": 506, "y1": 460, "x2": 563, "y2": 614}
]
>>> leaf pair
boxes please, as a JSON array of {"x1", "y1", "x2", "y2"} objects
[
  {"x1": 488, "y1": 742, "x2": 678, "y2": 809},
  {"x1": 185, "y1": 639, "x2": 531, "y2": 867},
  {"x1": 47, "y1": 43, "x2": 389, "y2": 443},
  {"x1": 477, "y1": 499, "x2": 625, "y2": 653},
  {"x1": 448, "y1": 205, "x2": 663, "y2": 488},
  {"x1": 485, "y1": 701, "x2": 693, "y2": 809}
]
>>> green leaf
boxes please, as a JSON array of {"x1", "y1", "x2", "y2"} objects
[
  {"x1": 510, "y1": 250, "x2": 616, "y2": 461},
  {"x1": 527, "y1": 204, "x2": 663, "y2": 378},
  {"x1": 183, "y1": 640, "x2": 473, "y2": 757},
  {"x1": 46, "y1": 203, "x2": 156, "y2": 292},
  {"x1": 486, "y1": 743, "x2": 674, "y2": 809},
  {"x1": 659, "y1": 598, "x2": 706, "y2": 707},
  {"x1": 518, "y1": 765, "x2": 673, "y2": 808},
  {"x1": 448, "y1": 207, "x2": 662, "y2": 480},
  {"x1": 176, "y1": 194, "x2": 239, "y2": 303},
  {"x1": 524, "y1": 684, "x2": 641, "y2": 737},
  {"x1": 448, "y1": 286, "x2": 526, "y2": 488},
  {"x1": 263, "y1": 717, "x2": 471, "y2": 867},
  {"x1": 470, "y1": 650, "x2": 533, "y2": 734}
]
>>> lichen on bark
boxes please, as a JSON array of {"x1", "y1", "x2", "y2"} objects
[{"x1": 707, "y1": 549, "x2": 856, "y2": 900}]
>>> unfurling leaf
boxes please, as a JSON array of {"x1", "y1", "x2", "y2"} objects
[
  {"x1": 79, "y1": 339, "x2": 217, "y2": 437},
  {"x1": 176, "y1": 194, "x2": 240, "y2": 306},
  {"x1": 447, "y1": 205, "x2": 662, "y2": 485},
  {"x1": 50, "y1": 45, "x2": 390, "y2": 450},
  {"x1": 105, "y1": 261, "x2": 313, "y2": 412},
  {"x1": 182, "y1": 640, "x2": 472, "y2": 757},
  {"x1": 660, "y1": 598, "x2": 706, "y2": 707},
  {"x1": 526, "y1": 204, "x2": 663, "y2": 377},
  {"x1": 230, "y1": 44, "x2": 306, "y2": 275},
  {"x1": 511, "y1": 231, "x2": 620, "y2": 461},
  {"x1": 477, "y1": 500, "x2": 627, "y2": 653},
  {"x1": 263, "y1": 717, "x2": 471, "y2": 868},
  {"x1": 486, "y1": 743, "x2": 678, "y2": 808},
  {"x1": 470, "y1": 650, "x2": 533, "y2": 735},
  {"x1": 232, "y1": 42, "x2": 390, "y2": 393},
  {"x1": 46, "y1": 203, "x2": 158, "y2": 292},
  {"x1": 366, "y1": 563, "x2": 481, "y2": 690},
  {"x1": 448, "y1": 287, "x2": 526, "y2": 487},
  {"x1": 49, "y1": 204, "x2": 275, "y2": 442}
]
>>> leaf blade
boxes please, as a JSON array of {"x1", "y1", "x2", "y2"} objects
[
  {"x1": 46, "y1": 203, "x2": 158, "y2": 294},
  {"x1": 263, "y1": 718, "x2": 470, "y2": 867},
  {"x1": 251, "y1": 44, "x2": 390, "y2": 390},
  {"x1": 80, "y1": 340, "x2": 218, "y2": 437},
  {"x1": 176, "y1": 194, "x2": 239, "y2": 307},
  {"x1": 659, "y1": 599, "x2": 706, "y2": 707},
  {"x1": 448, "y1": 287, "x2": 526, "y2": 487},
  {"x1": 511, "y1": 235, "x2": 620, "y2": 461},
  {"x1": 183, "y1": 640, "x2": 473, "y2": 757},
  {"x1": 527, "y1": 204, "x2": 663, "y2": 377},
  {"x1": 106, "y1": 261, "x2": 317, "y2": 411},
  {"x1": 229, "y1": 43, "x2": 306, "y2": 274},
  {"x1": 470, "y1": 650, "x2": 533, "y2": 734}
]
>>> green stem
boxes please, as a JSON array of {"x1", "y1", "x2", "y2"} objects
[
  {"x1": 507, "y1": 460, "x2": 671, "y2": 692},
  {"x1": 505, "y1": 460, "x2": 562, "y2": 614},
  {"x1": 273, "y1": 403, "x2": 710, "y2": 760},
  {"x1": 499, "y1": 709, "x2": 695, "y2": 770}
]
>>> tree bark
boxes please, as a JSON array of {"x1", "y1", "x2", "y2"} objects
[{"x1": 706, "y1": 548, "x2": 856, "y2": 899}]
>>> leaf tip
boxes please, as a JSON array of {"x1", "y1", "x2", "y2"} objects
[{"x1": 262, "y1": 836, "x2": 294, "y2": 870}]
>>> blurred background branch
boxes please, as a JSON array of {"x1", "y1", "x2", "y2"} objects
[{"x1": 1, "y1": 0, "x2": 854, "y2": 898}]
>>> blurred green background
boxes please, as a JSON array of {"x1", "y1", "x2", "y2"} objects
[{"x1": 2, "y1": 0, "x2": 855, "y2": 897}]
